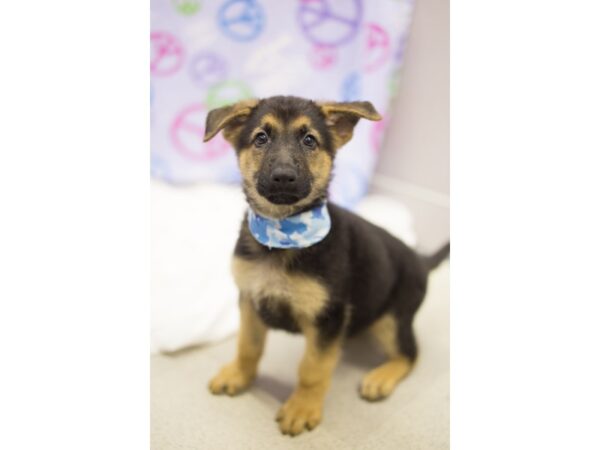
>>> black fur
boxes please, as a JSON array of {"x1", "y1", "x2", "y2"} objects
[
  {"x1": 256, "y1": 298, "x2": 301, "y2": 334},
  {"x1": 235, "y1": 204, "x2": 448, "y2": 358},
  {"x1": 207, "y1": 95, "x2": 450, "y2": 361}
]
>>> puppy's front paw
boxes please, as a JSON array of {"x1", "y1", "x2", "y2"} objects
[
  {"x1": 276, "y1": 390, "x2": 323, "y2": 436},
  {"x1": 208, "y1": 362, "x2": 254, "y2": 396}
]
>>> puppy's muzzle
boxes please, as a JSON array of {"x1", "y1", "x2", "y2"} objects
[{"x1": 262, "y1": 165, "x2": 305, "y2": 205}]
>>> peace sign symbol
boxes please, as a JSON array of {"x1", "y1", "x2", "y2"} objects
[
  {"x1": 218, "y1": 0, "x2": 265, "y2": 42},
  {"x1": 170, "y1": 104, "x2": 231, "y2": 162},
  {"x1": 363, "y1": 23, "x2": 391, "y2": 72},
  {"x1": 188, "y1": 52, "x2": 228, "y2": 88},
  {"x1": 151, "y1": 31, "x2": 185, "y2": 77},
  {"x1": 297, "y1": 0, "x2": 363, "y2": 47},
  {"x1": 205, "y1": 80, "x2": 253, "y2": 109}
]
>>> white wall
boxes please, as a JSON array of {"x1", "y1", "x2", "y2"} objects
[{"x1": 372, "y1": 0, "x2": 449, "y2": 252}]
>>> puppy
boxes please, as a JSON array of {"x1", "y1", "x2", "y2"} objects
[{"x1": 203, "y1": 96, "x2": 449, "y2": 436}]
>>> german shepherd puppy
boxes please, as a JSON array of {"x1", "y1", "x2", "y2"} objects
[{"x1": 203, "y1": 96, "x2": 449, "y2": 436}]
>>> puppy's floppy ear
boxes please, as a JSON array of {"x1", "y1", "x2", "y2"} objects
[
  {"x1": 203, "y1": 99, "x2": 259, "y2": 143},
  {"x1": 318, "y1": 101, "x2": 382, "y2": 149}
]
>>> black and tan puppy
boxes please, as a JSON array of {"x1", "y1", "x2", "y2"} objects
[{"x1": 204, "y1": 96, "x2": 449, "y2": 436}]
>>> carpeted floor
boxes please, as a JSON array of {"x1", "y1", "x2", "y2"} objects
[{"x1": 151, "y1": 263, "x2": 449, "y2": 449}]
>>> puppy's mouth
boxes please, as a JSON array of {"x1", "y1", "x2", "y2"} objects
[
  {"x1": 265, "y1": 192, "x2": 302, "y2": 205},
  {"x1": 255, "y1": 176, "x2": 311, "y2": 206}
]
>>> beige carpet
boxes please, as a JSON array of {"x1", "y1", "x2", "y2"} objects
[{"x1": 151, "y1": 262, "x2": 449, "y2": 449}]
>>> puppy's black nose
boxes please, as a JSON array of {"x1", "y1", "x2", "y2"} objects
[{"x1": 270, "y1": 167, "x2": 297, "y2": 186}]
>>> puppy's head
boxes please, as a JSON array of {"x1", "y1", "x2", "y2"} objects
[{"x1": 204, "y1": 96, "x2": 381, "y2": 218}]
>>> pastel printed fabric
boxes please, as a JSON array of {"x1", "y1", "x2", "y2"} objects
[
  {"x1": 247, "y1": 203, "x2": 331, "y2": 249},
  {"x1": 151, "y1": 0, "x2": 414, "y2": 208}
]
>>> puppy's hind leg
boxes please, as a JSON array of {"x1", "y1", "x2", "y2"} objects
[
  {"x1": 360, "y1": 280, "x2": 426, "y2": 401},
  {"x1": 360, "y1": 313, "x2": 415, "y2": 401}
]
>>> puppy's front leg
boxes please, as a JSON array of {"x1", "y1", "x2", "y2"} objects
[
  {"x1": 209, "y1": 293, "x2": 267, "y2": 395},
  {"x1": 277, "y1": 324, "x2": 341, "y2": 436}
]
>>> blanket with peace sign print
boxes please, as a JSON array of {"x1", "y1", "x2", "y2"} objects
[{"x1": 151, "y1": 0, "x2": 414, "y2": 208}]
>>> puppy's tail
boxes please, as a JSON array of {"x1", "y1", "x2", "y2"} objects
[{"x1": 421, "y1": 242, "x2": 450, "y2": 272}]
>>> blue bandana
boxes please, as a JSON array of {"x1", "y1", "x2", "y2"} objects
[{"x1": 247, "y1": 203, "x2": 331, "y2": 249}]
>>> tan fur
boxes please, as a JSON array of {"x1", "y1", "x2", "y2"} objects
[
  {"x1": 204, "y1": 99, "x2": 259, "y2": 143},
  {"x1": 318, "y1": 101, "x2": 382, "y2": 121},
  {"x1": 238, "y1": 147, "x2": 261, "y2": 179},
  {"x1": 289, "y1": 116, "x2": 310, "y2": 129},
  {"x1": 329, "y1": 124, "x2": 350, "y2": 149},
  {"x1": 237, "y1": 146, "x2": 281, "y2": 217},
  {"x1": 306, "y1": 149, "x2": 332, "y2": 194},
  {"x1": 222, "y1": 126, "x2": 243, "y2": 145},
  {"x1": 276, "y1": 322, "x2": 342, "y2": 435},
  {"x1": 258, "y1": 113, "x2": 284, "y2": 131},
  {"x1": 209, "y1": 294, "x2": 268, "y2": 395},
  {"x1": 361, "y1": 314, "x2": 413, "y2": 401},
  {"x1": 360, "y1": 357, "x2": 413, "y2": 401},
  {"x1": 369, "y1": 313, "x2": 400, "y2": 358},
  {"x1": 318, "y1": 101, "x2": 382, "y2": 150},
  {"x1": 289, "y1": 116, "x2": 324, "y2": 143},
  {"x1": 231, "y1": 256, "x2": 329, "y2": 322}
]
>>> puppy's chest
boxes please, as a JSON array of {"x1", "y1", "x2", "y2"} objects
[{"x1": 231, "y1": 256, "x2": 329, "y2": 328}]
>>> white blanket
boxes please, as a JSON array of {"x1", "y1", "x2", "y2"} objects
[{"x1": 151, "y1": 181, "x2": 416, "y2": 353}]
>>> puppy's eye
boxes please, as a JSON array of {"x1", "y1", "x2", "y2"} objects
[
  {"x1": 302, "y1": 134, "x2": 317, "y2": 149},
  {"x1": 254, "y1": 132, "x2": 268, "y2": 147}
]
